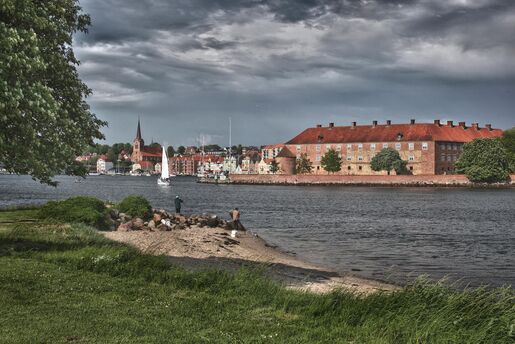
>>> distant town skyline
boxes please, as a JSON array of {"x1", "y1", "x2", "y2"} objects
[{"x1": 75, "y1": 0, "x2": 515, "y2": 146}]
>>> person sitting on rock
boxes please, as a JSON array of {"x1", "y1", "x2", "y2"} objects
[{"x1": 175, "y1": 195, "x2": 183, "y2": 214}]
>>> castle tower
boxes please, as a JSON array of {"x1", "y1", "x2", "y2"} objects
[{"x1": 132, "y1": 118, "x2": 144, "y2": 162}]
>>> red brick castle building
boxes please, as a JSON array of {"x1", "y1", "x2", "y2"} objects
[{"x1": 279, "y1": 119, "x2": 503, "y2": 175}]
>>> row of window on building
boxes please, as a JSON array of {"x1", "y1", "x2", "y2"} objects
[
  {"x1": 308, "y1": 153, "x2": 418, "y2": 162},
  {"x1": 440, "y1": 154, "x2": 459, "y2": 162},
  {"x1": 298, "y1": 142, "x2": 430, "y2": 153}
]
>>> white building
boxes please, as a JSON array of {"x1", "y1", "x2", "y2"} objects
[{"x1": 96, "y1": 157, "x2": 113, "y2": 174}]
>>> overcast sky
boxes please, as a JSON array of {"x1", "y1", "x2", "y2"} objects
[{"x1": 74, "y1": 0, "x2": 515, "y2": 147}]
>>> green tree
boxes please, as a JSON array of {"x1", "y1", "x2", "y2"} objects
[
  {"x1": 501, "y1": 127, "x2": 515, "y2": 172},
  {"x1": 167, "y1": 146, "x2": 175, "y2": 157},
  {"x1": 178, "y1": 146, "x2": 186, "y2": 155},
  {"x1": 321, "y1": 148, "x2": 342, "y2": 174},
  {"x1": 455, "y1": 138, "x2": 510, "y2": 183},
  {"x1": 106, "y1": 148, "x2": 117, "y2": 163},
  {"x1": 295, "y1": 153, "x2": 313, "y2": 174},
  {"x1": 0, "y1": 1, "x2": 105, "y2": 185},
  {"x1": 370, "y1": 148, "x2": 407, "y2": 175},
  {"x1": 269, "y1": 159, "x2": 280, "y2": 174}
]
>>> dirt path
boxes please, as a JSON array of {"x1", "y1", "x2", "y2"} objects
[{"x1": 102, "y1": 227, "x2": 398, "y2": 294}]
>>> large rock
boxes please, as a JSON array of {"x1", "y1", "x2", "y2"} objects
[
  {"x1": 148, "y1": 220, "x2": 156, "y2": 229},
  {"x1": 117, "y1": 222, "x2": 132, "y2": 232},
  {"x1": 109, "y1": 208, "x2": 120, "y2": 220},
  {"x1": 153, "y1": 213, "x2": 162, "y2": 223},
  {"x1": 156, "y1": 224, "x2": 169, "y2": 231},
  {"x1": 132, "y1": 218, "x2": 144, "y2": 230},
  {"x1": 206, "y1": 215, "x2": 219, "y2": 228}
]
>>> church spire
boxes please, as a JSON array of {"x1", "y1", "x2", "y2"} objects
[{"x1": 136, "y1": 116, "x2": 142, "y2": 140}]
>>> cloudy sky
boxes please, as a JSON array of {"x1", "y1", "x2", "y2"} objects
[{"x1": 74, "y1": 0, "x2": 515, "y2": 146}]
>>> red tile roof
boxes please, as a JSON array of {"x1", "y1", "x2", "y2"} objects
[
  {"x1": 286, "y1": 123, "x2": 503, "y2": 144},
  {"x1": 263, "y1": 143, "x2": 285, "y2": 149},
  {"x1": 140, "y1": 151, "x2": 161, "y2": 157},
  {"x1": 276, "y1": 147, "x2": 296, "y2": 158},
  {"x1": 142, "y1": 145, "x2": 162, "y2": 154}
]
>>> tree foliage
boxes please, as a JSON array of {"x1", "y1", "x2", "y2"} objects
[
  {"x1": 0, "y1": 0, "x2": 106, "y2": 185},
  {"x1": 167, "y1": 146, "x2": 175, "y2": 158},
  {"x1": 295, "y1": 153, "x2": 313, "y2": 174},
  {"x1": 269, "y1": 159, "x2": 280, "y2": 174},
  {"x1": 321, "y1": 148, "x2": 342, "y2": 173},
  {"x1": 501, "y1": 127, "x2": 515, "y2": 173},
  {"x1": 177, "y1": 146, "x2": 186, "y2": 155},
  {"x1": 370, "y1": 148, "x2": 407, "y2": 175},
  {"x1": 455, "y1": 138, "x2": 510, "y2": 183}
]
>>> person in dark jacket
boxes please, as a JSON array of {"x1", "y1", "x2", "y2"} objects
[{"x1": 174, "y1": 195, "x2": 183, "y2": 214}]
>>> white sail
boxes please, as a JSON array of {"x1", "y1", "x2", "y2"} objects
[{"x1": 161, "y1": 146, "x2": 169, "y2": 179}]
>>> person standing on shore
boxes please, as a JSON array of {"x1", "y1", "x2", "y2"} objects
[
  {"x1": 174, "y1": 195, "x2": 183, "y2": 214},
  {"x1": 230, "y1": 207, "x2": 241, "y2": 230}
]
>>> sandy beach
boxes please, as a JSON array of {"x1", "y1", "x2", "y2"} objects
[{"x1": 103, "y1": 226, "x2": 397, "y2": 294}]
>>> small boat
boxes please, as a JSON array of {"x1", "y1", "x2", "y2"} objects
[{"x1": 157, "y1": 146, "x2": 171, "y2": 186}]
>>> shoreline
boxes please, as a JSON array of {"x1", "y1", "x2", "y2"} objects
[
  {"x1": 102, "y1": 227, "x2": 398, "y2": 294},
  {"x1": 200, "y1": 173, "x2": 515, "y2": 187}
]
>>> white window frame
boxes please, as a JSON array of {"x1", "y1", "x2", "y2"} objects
[
  {"x1": 370, "y1": 143, "x2": 376, "y2": 150},
  {"x1": 409, "y1": 155, "x2": 414, "y2": 161},
  {"x1": 358, "y1": 143, "x2": 363, "y2": 150},
  {"x1": 336, "y1": 144, "x2": 341, "y2": 151},
  {"x1": 395, "y1": 143, "x2": 401, "y2": 150},
  {"x1": 316, "y1": 154, "x2": 321, "y2": 161},
  {"x1": 296, "y1": 145, "x2": 301, "y2": 151},
  {"x1": 408, "y1": 142, "x2": 414, "y2": 151},
  {"x1": 422, "y1": 142, "x2": 428, "y2": 151},
  {"x1": 346, "y1": 155, "x2": 352, "y2": 161},
  {"x1": 358, "y1": 155, "x2": 363, "y2": 161},
  {"x1": 347, "y1": 144, "x2": 352, "y2": 150},
  {"x1": 382, "y1": 143, "x2": 388, "y2": 149},
  {"x1": 316, "y1": 144, "x2": 321, "y2": 152}
]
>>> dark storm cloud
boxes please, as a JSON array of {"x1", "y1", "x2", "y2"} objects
[{"x1": 75, "y1": 0, "x2": 515, "y2": 146}]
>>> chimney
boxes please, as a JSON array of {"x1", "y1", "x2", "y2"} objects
[
  {"x1": 410, "y1": 119, "x2": 415, "y2": 125},
  {"x1": 471, "y1": 122, "x2": 479, "y2": 130},
  {"x1": 351, "y1": 121, "x2": 357, "y2": 127},
  {"x1": 485, "y1": 124, "x2": 492, "y2": 131},
  {"x1": 447, "y1": 120, "x2": 454, "y2": 127},
  {"x1": 434, "y1": 119, "x2": 441, "y2": 126},
  {"x1": 316, "y1": 124, "x2": 322, "y2": 128},
  {"x1": 372, "y1": 120, "x2": 378, "y2": 127},
  {"x1": 329, "y1": 122, "x2": 334, "y2": 128},
  {"x1": 386, "y1": 120, "x2": 391, "y2": 126},
  {"x1": 459, "y1": 121, "x2": 466, "y2": 128}
]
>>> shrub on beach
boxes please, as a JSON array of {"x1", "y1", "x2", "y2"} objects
[
  {"x1": 38, "y1": 196, "x2": 109, "y2": 229},
  {"x1": 117, "y1": 195, "x2": 152, "y2": 219}
]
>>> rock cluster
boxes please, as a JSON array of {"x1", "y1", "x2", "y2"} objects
[{"x1": 108, "y1": 208, "x2": 232, "y2": 232}]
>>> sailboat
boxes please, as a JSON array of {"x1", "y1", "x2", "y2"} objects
[{"x1": 157, "y1": 146, "x2": 171, "y2": 186}]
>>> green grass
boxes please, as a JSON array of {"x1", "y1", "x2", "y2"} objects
[{"x1": 0, "y1": 210, "x2": 513, "y2": 343}]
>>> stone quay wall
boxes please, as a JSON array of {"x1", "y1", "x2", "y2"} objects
[{"x1": 229, "y1": 174, "x2": 515, "y2": 186}]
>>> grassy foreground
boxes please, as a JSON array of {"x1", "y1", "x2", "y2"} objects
[{"x1": 0, "y1": 209, "x2": 513, "y2": 343}]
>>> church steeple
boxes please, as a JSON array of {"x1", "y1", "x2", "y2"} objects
[{"x1": 136, "y1": 116, "x2": 142, "y2": 140}]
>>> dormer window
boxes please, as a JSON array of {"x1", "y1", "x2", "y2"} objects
[
  {"x1": 317, "y1": 135, "x2": 324, "y2": 143},
  {"x1": 396, "y1": 133, "x2": 404, "y2": 141}
]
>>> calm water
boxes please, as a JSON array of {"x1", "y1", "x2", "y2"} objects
[{"x1": 1, "y1": 174, "x2": 514, "y2": 287}]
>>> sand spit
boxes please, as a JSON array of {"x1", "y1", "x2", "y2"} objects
[{"x1": 102, "y1": 227, "x2": 397, "y2": 294}]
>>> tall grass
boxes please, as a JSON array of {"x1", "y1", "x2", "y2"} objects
[{"x1": 0, "y1": 210, "x2": 513, "y2": 343}]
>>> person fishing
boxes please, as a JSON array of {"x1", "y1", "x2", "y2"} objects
[{"x1": 174, "y1": 195, "x2": 183, "y2": 214}]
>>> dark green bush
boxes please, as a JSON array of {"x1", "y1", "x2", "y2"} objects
[
  {"x1": 117, "y1": 195, "x2": 152, "y2": 219},
  {"x1": 38, "y1": 196, "x2": 109, "y2": 229}
]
